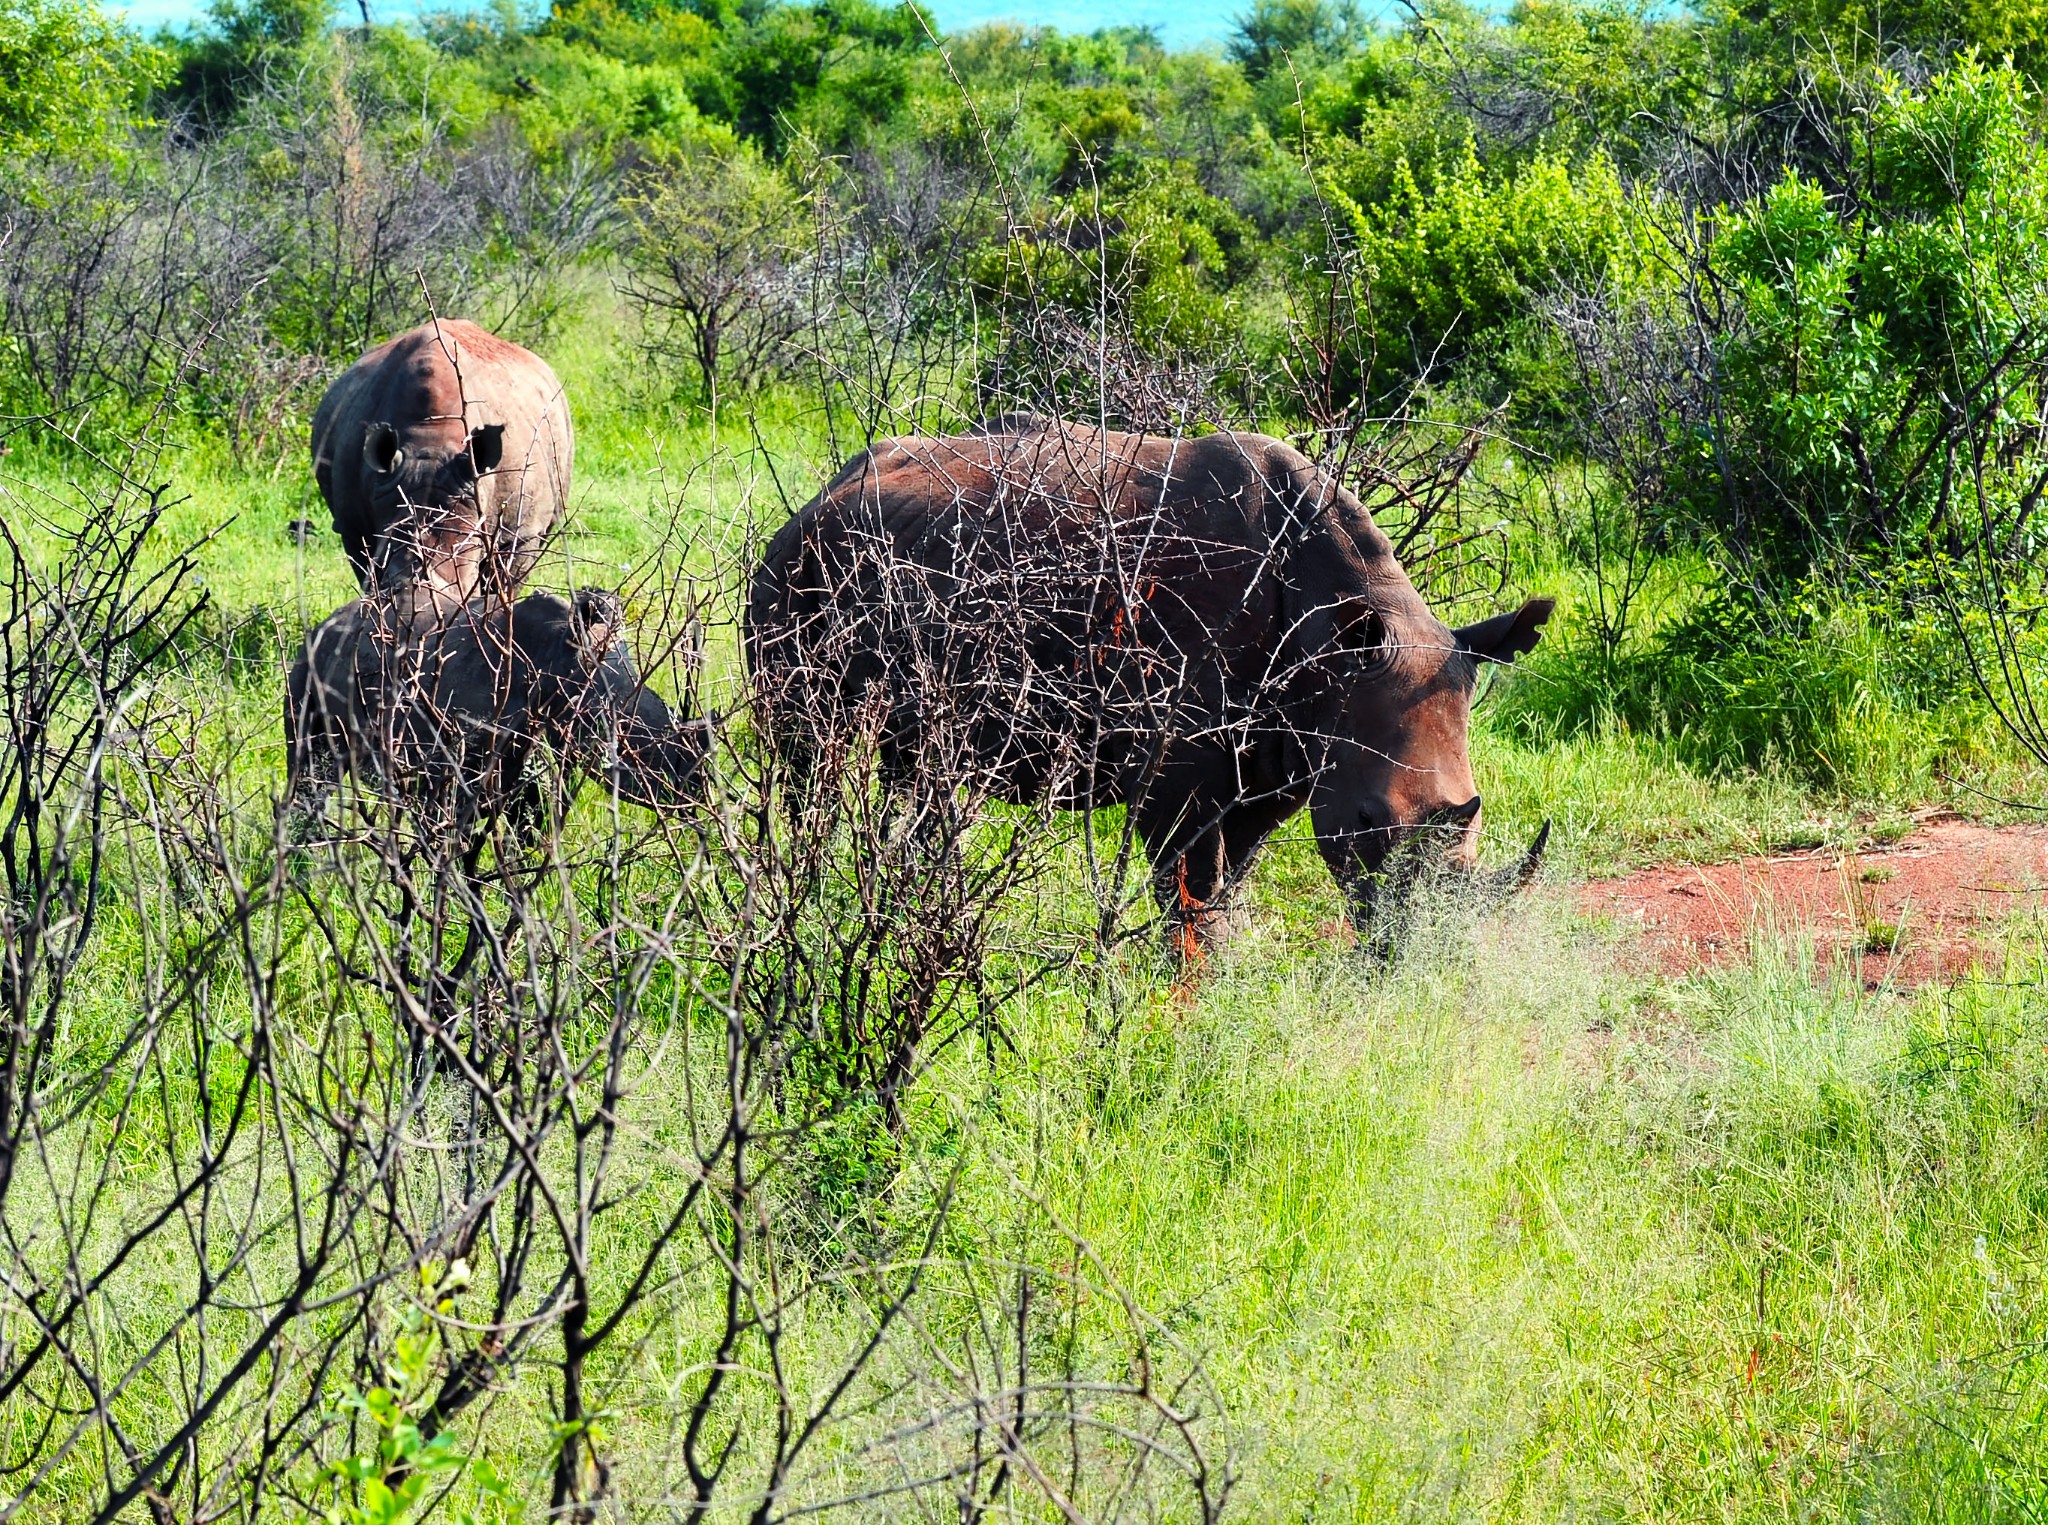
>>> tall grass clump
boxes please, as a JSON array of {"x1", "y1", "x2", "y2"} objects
[
  {"x1": 940, "y1": 893, "x2": 2048, "y2": 1519},
  {"x1": 1492, "y1": 581, "x2": 2014, "y2": 802}
]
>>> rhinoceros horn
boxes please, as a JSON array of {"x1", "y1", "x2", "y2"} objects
[
  {"x1": 1351, "y1": 812, "x2": 1550, "y2": 962},
  {"x1": 1480, "y1": 818, "x2": 1550, "y2": 902}
]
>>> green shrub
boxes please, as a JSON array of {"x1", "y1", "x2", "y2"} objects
[
  {"x1": 971, "y1": 158, "x2": 1255, "y2": 360},
  {"x1": 1226, "y1": 0, "x2": 1367, "y2": 82},
  {"x1": 1036, "y1": 81, "x2": 1148, "y2": 187},
  {"x1": 539, "y1": 0, "x2": 720, "y2": 68},
  {"x1": 0, "y1": 0, "x2": 163, "y2": 162},
  {"x1": 1496, "y1": 571, "x2": 2010, "y2": 795},
  {"x1": 1660, "y1": 57, "x2": 2048, "y2": 591},
  {"x1": 1318, "y1": 138, "x2": 1628, "y2": 401},
  {"x1": 468, "y1": 32, "x2": 724, "y2": 153},
  {"x1": 1714, "y1": 0, "x2": 2048, "y2": 75},
  {"x1": 704, "y1": 0, "x2": 928, "y2": 156},
  {"x1": 1301, "y1": 37, "x2": 1466, "y2": 190},
  {"x1": 619, "y1": 142, "x2": 810, "y2": 401},
  {"x1": 164, "y1": 0, "x2": 331, "y2": 125}
]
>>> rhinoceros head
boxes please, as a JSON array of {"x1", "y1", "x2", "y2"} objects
[
  {"x1": 1300, "y1": 590, "x2": 1555, "y2": 946},
  {"x1": 357, "y1": 420, "x2": 506, "y2": 599}
]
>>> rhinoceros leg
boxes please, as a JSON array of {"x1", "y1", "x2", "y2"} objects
[
  {"x1": 283, "y1": 608, "x2": 378, "y2": 842},
  {"x1": 1140, "y1": 794, "x2": 1288, "y2": 962}
]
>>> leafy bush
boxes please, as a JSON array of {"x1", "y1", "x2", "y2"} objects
[
  {"x1": 166, "y1": 0, "x2": 332, "y2": 126},
  {"x1": 1300, "y1": 35, "x2": 1467, "y2": 180},
  {"x1": 1318, "y1": 137, "x2": 1628, "y2": 401},
  {"x1": 1497, "y1": 571, "x2": 2004, "y2": 792},
  {"x1": 1227, "y1": 0, "x2": 1368, "y2": 81},
  {"x1": 1633, "y1": 58, "x2": 2048, "y2": 595},
  {"x1": 700, "y1": 0, "x2": 928, "y2": 156},
  {"x1": 457, "y1": 34, "x2": 701, "y2": 152},
  {"x1": 538, "y1": 0, "x2": 719, "y2": 68},
  {"x1": 0, "y1": 0, "x2": 161, "y2": 161},
  {"x1": 1496, "y1": 53, "x2": 2048, "y2": 786},
  {"x1": 968, "y1": 158, "x2": 1258, "y2": 425},
  {"x1": 973, "y1": 159, "x2": 1253, "y2": 359},
  {"x1": 1716, "y1": 0, "x2": 2048, "y2": 75}
]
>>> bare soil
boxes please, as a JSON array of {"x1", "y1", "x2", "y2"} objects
[{"x1": 1577, "y1": 812, "x2": 2048, "y2": 986}]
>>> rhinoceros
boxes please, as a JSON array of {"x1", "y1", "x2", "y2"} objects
[
  {"x1": 747, "y1": 416, "x2": 1551, "y2": 954},
  {"x1": 311, "y1": 319, "x2": 573, "y2": 602},
  {"x1": 286, "y1": 586, "x2": 703, "y2": 834}
]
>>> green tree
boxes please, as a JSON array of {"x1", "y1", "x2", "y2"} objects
[
  {"x1": 620, "y1": 143, "x2": 811, "y2": 402},
  {"x1": 704, "y1": 0, "x2": 928, "y2": 156},
  {"x1": 163, "y1": 0, "x2": 334, "y2": 124},
  {"x1": 1227, "y1": 0, "x2": 1366, "y2": 81},
  {"x1": 1673, "y1": 57, "x2": 2048, "y2": 587},
  {"x1": 1711, "y1": 0, "x2": 2048, "y2": 74},
  {"x1": 0, "y1": 0, "x2": 161, "y2": 161}
]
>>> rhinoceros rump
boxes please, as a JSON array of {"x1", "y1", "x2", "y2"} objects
[
  {"x1": 311, "y1": 319, "x2": 573, "y2": 602},
  {"x1": 286, "y1": 587, "x2": 703, "y2": 834},
  {"x1": 747, "y1": 416, "x2": 1551, "y2": 955}
]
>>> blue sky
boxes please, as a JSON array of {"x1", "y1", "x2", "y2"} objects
[
  {"x1": 919, "y1": 0, "x2": 1243, "y2": 48},
  {"x1": 112, "y1": 0, "x2": 1248, "y2": 48}
]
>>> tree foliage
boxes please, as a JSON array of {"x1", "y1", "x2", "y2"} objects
[
  {"x1": 0, "y1": 0, "x2": 161, "y2": 160},
  {"x1": 1325, "y1": 139, "x2": 1628, "y2": 399},
  {"x1": 8, "y1": 0, "x2": 2048, "y2": 597},
  {"x1": 619, "y1": 141, "x2": 811, "y2": 399},
  {"x1": 1646, "y1": 58, "x2": 2048, "y2": 589}
]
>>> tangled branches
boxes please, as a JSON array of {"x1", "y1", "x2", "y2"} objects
[{"x1": 0, "y1": 437, "x2": 1232, "y2": 1522}]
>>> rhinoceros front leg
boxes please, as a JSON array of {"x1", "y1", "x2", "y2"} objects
[{"x1": 1139, "y1": 795, "x2": 1286, "y2": 963}]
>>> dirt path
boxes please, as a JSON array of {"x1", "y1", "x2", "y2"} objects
[{"x1": 1577, "y1": 814, "x2": 2048, "y2": 986}]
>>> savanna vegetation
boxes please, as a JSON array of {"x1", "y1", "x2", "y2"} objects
[{"x1": 2, "y1": 0, "x2": 2048, "y2": 1514}]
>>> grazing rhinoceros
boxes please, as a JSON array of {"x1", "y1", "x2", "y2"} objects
[
  {"x1": 747, "y1": 415, "x2": 1551, "y2": 955},
  {"x1": 311, "y1": 319, "x2": 573, "y2": 602},
  {"x1": 286, "y1": 586, "x2": 704, "y2": 834}
]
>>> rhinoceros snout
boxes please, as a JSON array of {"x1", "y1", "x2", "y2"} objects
[{"x1": 1350, "y1": 811, "x2": 1551, "y2": 963}]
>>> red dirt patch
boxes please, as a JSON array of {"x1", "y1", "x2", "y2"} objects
[{"x1": 1577, "y1": 815, "x2": 2048, "y2": 987}]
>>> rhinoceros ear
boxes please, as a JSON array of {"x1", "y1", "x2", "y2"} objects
[
  {"x1": 467, "y1": 423, "x2": 505, "y2": 473},
  {"x1": 572, "y1": 587, "x2": 624, "y2": 663},
  {"x1": 1454, "y1": 598, "x2": 1555, "y2": 665},
  {"x1": 365, "y1": 422, "x2": 402, "y2": 475}
]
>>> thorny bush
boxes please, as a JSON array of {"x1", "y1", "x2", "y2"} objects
[{"x1": 0, "y1": 428, "x2": 1231, "y2": 1522}]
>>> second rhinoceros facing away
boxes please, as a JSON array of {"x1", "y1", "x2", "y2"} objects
[
  {"x1": 312, "y1": 319, "x2": 573, "y2": 602},
  {"x1": 747, "y1": 415, "x2": 1553, "y2": 957}
]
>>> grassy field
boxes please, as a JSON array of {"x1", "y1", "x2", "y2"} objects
[
  {"x1": 10, "y1": 289, "x2": 2048, "y2": 1522},
  {"x1": 973, "y1": 895, "x2": 2048, "y2": 1519}
]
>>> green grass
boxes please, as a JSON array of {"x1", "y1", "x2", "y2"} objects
[
  {"x1": 911, "y1": 894, "x2": 2048, "y2": 1520},
  {"x1": 35, "y1": 781, "x2": 2048, "y2": 1519},
  {"x1": 1491, "y1": 544, "x2": 2043, "y2": 813}
]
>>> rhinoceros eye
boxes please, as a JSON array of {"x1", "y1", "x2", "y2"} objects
[{"x1": 1336, "y1": 602, "x2": 1391, "y2": 671}]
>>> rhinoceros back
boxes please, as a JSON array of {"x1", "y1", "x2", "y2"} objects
[
  {"x1": 311, "y1": 319, "x2": 574, "y2": 598},
  {"x1": 747, "y1": 419, "x2": 1383, "y2": 807}
]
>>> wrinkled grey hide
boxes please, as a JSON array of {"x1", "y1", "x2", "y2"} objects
[{"x1": 286, "y1": 587, "x2": 702, "y2": 832}]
